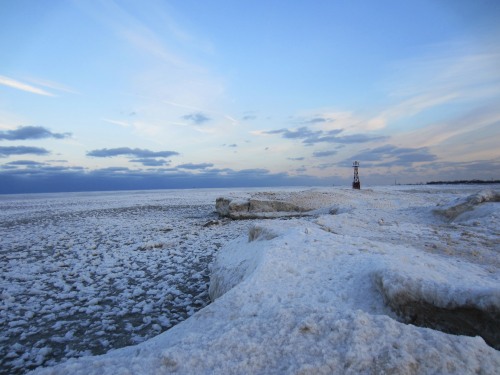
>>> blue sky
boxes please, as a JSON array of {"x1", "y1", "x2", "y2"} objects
[{"x1": 1, "y1": 0, "x2": 499, "y2": 193}]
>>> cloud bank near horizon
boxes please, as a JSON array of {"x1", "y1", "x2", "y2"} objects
[{"x1": 0, "y1": 164, "x2": 332, "y2": 194}]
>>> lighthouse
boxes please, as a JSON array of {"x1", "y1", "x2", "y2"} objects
[{"x1": 352, "y1": 161, "x2": 360, "y2": 189}]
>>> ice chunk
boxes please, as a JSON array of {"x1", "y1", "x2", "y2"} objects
[
  {"x1": 216, "y1": 197, "x2": 309, "y2": 219},
  {"x1": 374, "y1": 258, "x2": 500, "y2": 349},
  {"x1": 433, "y1": 190, "x2": 500, "y2": 221}
]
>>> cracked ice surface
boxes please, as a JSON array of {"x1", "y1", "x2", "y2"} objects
[{"x1": 0, "y1": 189, "x2": 250, "y2": 374}]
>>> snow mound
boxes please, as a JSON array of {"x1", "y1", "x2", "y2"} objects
[
  {"x1": 208, "y1": 225, "x2": 278, "y2": 301},
  {"x1": 156, "y1": 310, "x2": 498, "y2": 375},
  {"x1": 433, "y1": 190, "x2": 500, "y2": 221}
]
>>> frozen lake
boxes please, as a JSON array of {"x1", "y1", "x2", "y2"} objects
[{"x1": 0, "y1": 188, "x2": 257, "y2": 374}]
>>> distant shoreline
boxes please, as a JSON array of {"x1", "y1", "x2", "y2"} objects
[{"x1": 425, "y1": 180, "x2": 500, "y2": 185}]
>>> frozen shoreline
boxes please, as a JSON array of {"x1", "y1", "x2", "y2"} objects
[{"x1": 24, "y1": 185, "x2": 500, "y2": 374}]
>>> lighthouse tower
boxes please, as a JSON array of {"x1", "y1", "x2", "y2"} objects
[{"x1": 352, "y1": 161, "x2": 360, "y2": 189}]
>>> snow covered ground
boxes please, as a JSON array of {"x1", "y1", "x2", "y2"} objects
[{"x1": 1, "y1": 186, "x2": 499, "y2": 374}]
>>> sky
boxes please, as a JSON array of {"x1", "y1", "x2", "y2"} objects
[{"x1": 1, "y1": 0, "x2": 500, "y2": 193}]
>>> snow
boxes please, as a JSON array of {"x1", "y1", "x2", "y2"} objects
[{"x1": 1, "y1": 186, "x2": 499, "y2": 374}]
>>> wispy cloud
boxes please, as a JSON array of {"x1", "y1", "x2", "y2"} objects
[
  {"x1": 390, "y1": 42, "x2": 500, "y2": 99},
  {"x1": 6, "y1": 160, "x2": 46, "y2": 166},
  {"x1": 165, "y1": 101, "x2": 238, "y2": 126},
  {"x1": 102, "y1": 119, "x2": 132, "y2": 128},
  {"x1": 24, "y1": 77, "x2": 79, "y2": 95},
  {"x1": 398, "y1": 104, "x2": 500, "y2": 150},
  {"x1": 366, "y1": 92, "x2": 460, "y2": 130},
  {"x1": 75, "y1": 1, "x2": 185, "y2": 68},
  {"x1": 340, "y1": 144, "x2": 437, "y2": 167},
  {"x1": 130, "y1": 158, "x2": 169, "y2": 166},
  {"x1": 262, "y1": 126, "x2": 387, "y2": 145},
  {"x1": 0, "y1": 126, "x2": 71, "y2": 140},
  {"x1": 315, "y1": 162, "x2": 337, "y2": 170},
  {"x1": 313, "y1": 150, "x2": 337, "y2": 158},
  {"x1": 87, "y1": 147, "x2": 179, "y2": 158},
  {"x1": 0, "y1": 146, "x2": 50, "y2": 157},
  {"x1": 334, "y1": 134, "x2": 388, "y2": 144},
  {"x1": 181, "y1": 112, "x2": 211, "y2": 125},
  {"x1": 370, "y1": 41, "x2": 500, "y2": 130},
  {"x1": 177, "y1": 163, "x2": 214, "y2": 170},
  {"x1": 0, "y1": 75, "x2": 55, "y2": 96},
  {"x1": 294, "y1": 115, "x2": 337, "y2": 125},
  {"x1": 164, "y1": 100, "x2": 204, "y2": 112},
  {"x1": 264, "y1": 126, "x2": 323, "y2": 140}
]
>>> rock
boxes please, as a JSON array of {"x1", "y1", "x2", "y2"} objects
[
  {"x1": 215, "y1": 197, "x2": 250, "y2": 218},
  {"x1": 216, "y1": 197, "x2": 310, "y2": 219}
]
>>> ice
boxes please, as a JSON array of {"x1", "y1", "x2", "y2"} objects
[
  {"x1": 0, "y1": 189, "x2": 249, "y2": 373},
  {"x1": 2, "y1": 186, "x2": 499, "y2": 374},
  {"x1": 433, "y1": 189, "x2": 500, "y2": 220}
]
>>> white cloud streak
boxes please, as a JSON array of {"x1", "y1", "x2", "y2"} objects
[
  {"x1": 102, "y1": 119, "x2": 131, "y2": 128},
  {"x1": 0, "y1": 75, "x2": 55, "y2": 97},
  {"x1": 397, "y1": 105, "x2": 500, "y2": 150},
  {"x1": 367, "y1": 39, "x2": 500, "y2": 131},
  {"x1": 25, "y1": 77, "x2": 79, "y2": 95}
]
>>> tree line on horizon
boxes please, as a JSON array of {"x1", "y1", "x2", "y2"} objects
[{"x1": 425, "y1": 179, "x2": 500, "y2": 185}]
